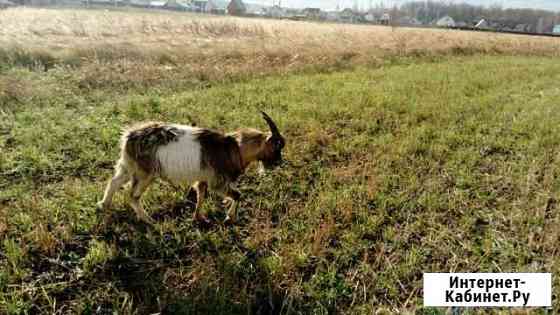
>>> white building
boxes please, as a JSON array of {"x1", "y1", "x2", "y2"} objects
[
  {"x1": 266, "y1": 5, "x2": 285, "y2": 18},
  {"x1": 0, "y1": 0, "x2": 15, "y2": 8},
  {"x1": 436, "y1": 16, "x2": 455, "y2": 28},
  {"x1": 379, "y1": 13, "x2": 390, "y2": 25},
  {"x1": 324, "y1": 11, "x2": 339, "y2": 21},
  {"x1": 364, "y1": 12, "x2": 376, "y2": 23}
]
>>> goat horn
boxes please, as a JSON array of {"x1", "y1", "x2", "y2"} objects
[{"x1": 261, "y1": 111, "x2": 280, "y2": 136}]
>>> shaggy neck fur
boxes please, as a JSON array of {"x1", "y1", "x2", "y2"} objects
[{"x1": 231, "y1": 128, "x2": 269, "y2": 170}]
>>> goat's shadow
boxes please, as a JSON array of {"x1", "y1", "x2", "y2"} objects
[{"x1": 82, "y1": 193, "x2": 279, "y2": 314}]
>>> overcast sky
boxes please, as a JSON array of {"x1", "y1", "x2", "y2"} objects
[{"x1": 247, "y1": 1, "x2": 560, "y2": 12}]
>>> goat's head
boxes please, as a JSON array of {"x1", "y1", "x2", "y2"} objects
[
  {"x1": 259, "y1": 111, "x2": 286, "y2": 170},
  {"x1": 233, "y1": 112, "x2": 285, "y2": 171}
]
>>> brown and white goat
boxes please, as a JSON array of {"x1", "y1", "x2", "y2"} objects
[{"x1": 97, "y1": 112, "x2": 285, "y2": 224}]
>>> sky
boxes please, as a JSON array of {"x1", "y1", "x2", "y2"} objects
[{"x1": 246, "y1": 0, "x2": 560, "y2": 12}]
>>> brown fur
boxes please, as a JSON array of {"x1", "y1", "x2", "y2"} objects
[
  {"x1": 230, "y1": 128, "x2": 269, "y2": 168},
  {"x1": 194, "y1": 128, "x2": 244, "y2": 182},
  {"x1": 124, "y1": 122, "x2": 184, "y2": 174}
]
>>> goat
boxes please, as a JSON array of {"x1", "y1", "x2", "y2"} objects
[{"x1": 97, "y1": 112, "x2": 285, "y2": 224}]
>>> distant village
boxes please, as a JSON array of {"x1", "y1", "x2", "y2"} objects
[{"x1": 2, "y1": 0, "x2": 560, "y2": 36}]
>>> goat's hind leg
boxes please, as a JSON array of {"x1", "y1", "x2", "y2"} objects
[
  {"x1": 97, "y1": 163, "x2": 130, "y2": 210},
  {"x1": 129, "y1": 175, "x2": 155, "y2": 224},
  {"x1": 192, "y1": 181, "x2": 210, "y2": 224}
]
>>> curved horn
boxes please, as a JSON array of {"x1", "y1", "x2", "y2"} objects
[{"x1": 261, "y1": 111, "x2": 280, "y2": 136}]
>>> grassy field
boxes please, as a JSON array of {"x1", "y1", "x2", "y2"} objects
[{"x1": 1, "y1": 7, "x2": 560, "y2": 315}]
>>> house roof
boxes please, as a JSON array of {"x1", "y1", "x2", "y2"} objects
[
  {"x1": 130, "y1": 0, "x2": 150, "y2": 5},
  {"x1": 166, "y1": 0, "x2": 191, "y2": 8},
  {"x1": 475, "y1": 19, "x2": 488, "y2": 28},
  {"x1": 438, "y1": 16, "x2": 454, "y2": 21},
  {"x1": 208, "y1": 0, "x2": 227, "y2": 9},
  {"x1": 436, "y1": 16, "x2": 455, "y2": 26}
]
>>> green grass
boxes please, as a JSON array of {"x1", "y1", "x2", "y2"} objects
[{"x1": 1, "y1": 55, "x2": 560, "y2": 314}]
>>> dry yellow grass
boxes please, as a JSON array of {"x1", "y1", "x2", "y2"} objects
[
  {"x1": 2, "y1": 7, "x2": 560, "y2": 101},
  {"x1": 1, "y1": 6, "x2": 560, "y2": 70}
]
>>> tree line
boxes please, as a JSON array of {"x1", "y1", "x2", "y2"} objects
[{"x1": 391, "y1": 1, "x2": 560, "y2": 32}]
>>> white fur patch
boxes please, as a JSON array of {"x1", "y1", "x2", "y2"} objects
[{"x1": 156, "y1": 125, "x2": 213, "y2": 185}]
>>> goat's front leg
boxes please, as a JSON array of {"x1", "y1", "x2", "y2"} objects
[{"x1": 222, "y1": 185, "x2": 241, "y2": 224}]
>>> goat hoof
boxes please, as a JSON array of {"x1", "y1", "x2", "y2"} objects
[
  {"x1": 194, "y1": 213, "x2": 211, "y2": 225},
  {"x1": 222, "y1": 198, "x2": 233, "y2": 208},
  {"x1": 224, "y1": 216, "x2": 236, "y2": 226}
]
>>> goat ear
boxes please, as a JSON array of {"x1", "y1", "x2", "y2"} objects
[{"x1": 261, "y1": 111, "x2": 281, "y2": 137}]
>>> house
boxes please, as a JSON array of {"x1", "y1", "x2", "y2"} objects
[
  {"x1": 205, "y1": 0, "x2": 227, "y2": 14},
  {"x1": 475, "y1": 19, "x2": 489, "y2": 29},
  {"x1": 379, "y1": 13, "x2": 390, "y2": 25},
  {"x1": 0, "y1": 0, "x2": 15, "y2": 8},
  {"x1": 284, "y1": 8, "x2": 302, "y2": 17},
  {"x1": 23, "y1": 0, "x2": 51, "y2": 5},
  {"x1": 303, "y1": 7, "x2": 321, "y2": 20},
  {"x1": 396, "y1": 16, "x2": 421, "y2": 26},
  {"x1": 553, "y1": 25, "x2": 560, "y2": 34},
  {"x1": 129, "y1": 0, "x2": 149, "y2": 7},
  {"x1": 149, "y1": 0, "x2": 166, "y2": 8},
  {"x1": 338, "y1": 8, "x2": 353, "y2": 23},
  {"x1": 364, "y1": 11, "x2": 376, "y2": 23},
  {"x1": 165, "y1": 0, "x2": 191, "y2": 11},
  {"x1": 324, "y1": 11, "x2": 339, "y2": 21},
  {"x1": 227, "y1": 0, "x2": 245, "y2": 16},
  {"x1": 436, "y1": 16, "x2": 455, "y2": 28},
  {"x1": 191, "y1": 0, "x2": 208, "y2": 12},
  {"x1": 338, "y1": 8, "x2": 361, "y2": 23},
  {"x1": 266, "y1": 5, "x2": 285, "y2": 18},
  {"x1": 338, "y1": 8, "x2": 366, "y2": 23}
]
